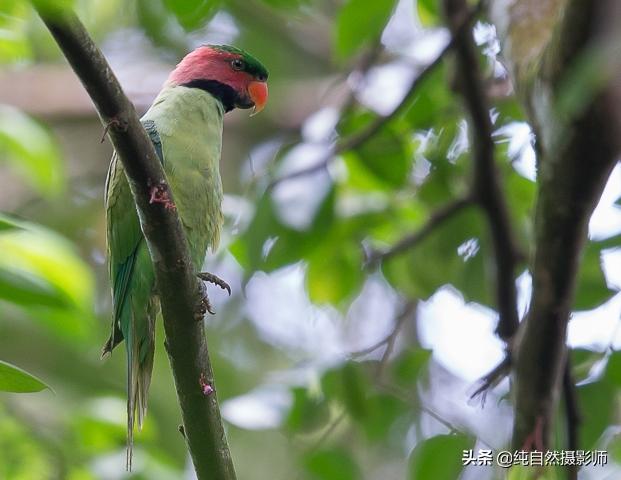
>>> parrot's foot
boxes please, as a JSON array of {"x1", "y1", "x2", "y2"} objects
[
  {"x1": 197, "y1": 272, "x2": 232, "y2": 296},
  {"x1": 196, "y1": 281, "x2": 215, "y2": 318}
]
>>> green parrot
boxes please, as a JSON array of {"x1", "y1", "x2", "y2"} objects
[{"x1": 102, "y1": 44, "x2": 269, "y2": 468}]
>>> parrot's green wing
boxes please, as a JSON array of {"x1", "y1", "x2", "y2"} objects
[
  {"x1": 102, "y1": 120, "x2": 162, "y2": 354},
  {"x1": 103, "y1": 120, "x2": 162, "y2": 470}
]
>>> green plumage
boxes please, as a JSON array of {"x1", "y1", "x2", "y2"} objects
[{"x1": 103, "y1": 86, "x2": 224, "y2": 468}]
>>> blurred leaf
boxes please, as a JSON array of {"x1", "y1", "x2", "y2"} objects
[
  {"x1": 0, "y1": 105, "x2": 65, "y2": 197},
  {"x1": 571, "y1": 348, "x2": 605, "y2": 383},
  {"x1": 577, "y1": 380, "x2": 615, "y2": 449},
  {"x1": 573, "y1": 241, "x2": 615, "y2": 311},
  {"x1": 306, "y1": 242, "x2": 362, "y2": 304},
  {"x1": 608, "y1": 433, "x2": 621, "y2": 464},
  {"x1": 416, "y1": 0, "x2": 440, "y2": 27},
  {"x1": 286, "y1": 387, "x2": 330, "y2": 433},
  {"x1": 0, "y1": 267, "x2": 71, "y2": 309},
  {"x1": 349, "y1": 128, "x2": 413, "y2": 189},
  {"x1": 136, "y1": 0, "x2": 191, "y2": 54},
  {"x1": 0, "y1": 2, "x2": 33, "y2": 64},
  {"x1": 0, "y1": 409, "x2": 55, "y2": 478},
  {"x1": 360, "y1": 393, "x2": 408, "y2": 441},
  {"x1": 383, "y1": 207, "x2": 493, "y2": 305},
  {"x1": 404, "y1": 66, "x2": 454, "y2": 130},
  {"x1": 163, "y1": 0, "x2": 221, "y2": 30},
  {"x1": 321, "y1": 362, "x2": 367, "y2": 410},
  {"x1": 0, "y1": 226, "x2": 93, "y2": 310},
  {"x1": 507, "y1": 465, "x2": 558, "y2": 480},
  {"x1": 335, "y1": 0, "x2": 397, "y2": 59},
  {"x1": 504, "y1": 168, "x2": 535, "y2": 248},
  {"x1": 304, "y1": 448, "x2": 361, "y2": 480},
  {"x1": 0, "y1": 219, "x2": 94, "y2": 339},
  {"x1": 0, "y1": 214, "x2": 22, "y2": 232},
  {"x1": 391, "y1": 348, "x2": 432, "y2": 386},
  {"x1": 0, "y1": 359, "x2": 50, "y2": 393},
  {"x1": 604, "y1": 351, "x2": 621, "y2": 386},
  {"x1": 321, "y1": 362, "x2": 407, "y2": 441},
  {"x1": 259, "y1": 0, "x2": 308, "y2": 9},
  {"x1": 231, "y1": 190, "x2": 338, "y2": 276},
  {"x1": 408, "y1": 433, "x2": 473, "y2": 480}
]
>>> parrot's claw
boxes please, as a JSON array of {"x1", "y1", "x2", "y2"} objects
[
  {"x1": 197, "y1": 272, "x2": 232, "y2": 296},
  {"x1": 195, "y1": 281, "x2": 215, "y2": 319}
]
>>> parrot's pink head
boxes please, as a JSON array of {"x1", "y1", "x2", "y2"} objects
[{"x1": 167, "y1": 45, "x2": 269, "y2": 114}]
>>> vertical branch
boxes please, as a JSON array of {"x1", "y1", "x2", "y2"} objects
[
  {"x1": 490, "y1": 0, "x2": 620, "y2": 451},
  {"x1": 563, "y1": 359, "x2": 580, "y2": 480},
  {"x1": 31, "y1": 3, "x2": 236, "y2": 478},
  {"x1": 443, "y1": 0, "x2": 521, "y2": 342}
]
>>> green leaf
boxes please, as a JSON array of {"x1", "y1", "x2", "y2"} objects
[
  {"x1": 0, "y1": 225, "x2": 93, "y2": 311},
  {"x1": 416, "y1": 0, "x2": 440, "y2": 27},
  {"x1": 604, "y1": 351, "x2": 621, "y2": 386},
  {"x1": 507, "y1": 465, "x2": 558, "y2": 480},
  {"x1": 0, "y1": 267, "x2": 71, "y2": 309},
  {"x1": 360, "y1": 393, "x2": 408, "y2": 441},
  {"x1": 285, "y1": 387, "x2": 330, "y2": 433},
  {"x1": 304, "y1": 448, "x2": 360, "y2": 480},
  {"x1": 577, "y1": 380, "x2": 615, "y2": 449},
  {"x1": 408, "y1": 434, "x2": 473, "y2": 480},
  {"x1": 335, "y1": 0, "x2": 397, "y2": 59},
  {"x1": 391, "y1": 348, "x2": 432, "y2": 386},
  {"x1": 0, "y1": 360, "x2": 50, "y2": 393},
  {"x1": 259, "y1": 0, "x2": 308, "y2": 9},
  {"x1": 321, "y1": 362, "x2": 368, "y2": 411},
  {"x1": 349, "y1": 128, "x2": 413, "y2": 188},
  {"x1": 306, "y1": 242, "x2": 362, "y2": 304},
  {"x1": 383, "y1": 207, "x2": 493, "y2": 305},
  {"x1": 163, "y1": 0, "x2": 221, "y2": 30},
  {"x1": 404, "y1": 66, "x2": 454, "y2": 130},
  {"x1": 0, "y1": 105, "x2": 65, "y2": 197},
  {"x1": 0, "y1": 218, "x2": 94, "y2": 339},
  {"x1": 573, "y1": 241, "x2": 615, "y2": 311},
  {"x1": 0, "y1": 214, "x2": 22, "y2": 232},
  {"x1": 571, "y1": 348, "x2": 605, "y2": 383}
]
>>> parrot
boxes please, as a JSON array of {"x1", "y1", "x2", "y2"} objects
[{"x1": 101, "y1": 44, "x2": 268, "y2": 469}]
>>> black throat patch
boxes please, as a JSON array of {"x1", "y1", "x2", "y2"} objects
[{"x1": 180, "y1": 79, "x2": 237, "y2": 112}]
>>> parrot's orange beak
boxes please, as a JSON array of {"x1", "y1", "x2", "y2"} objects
[{"x1": 248, "y1": 81, "x2": 268, "y2": 116}]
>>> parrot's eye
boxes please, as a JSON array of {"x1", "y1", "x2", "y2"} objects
[
  {"x1": 231, "y1": 58, "x2": 245, "y2": 71},
  {"x1": 256, "y1": 73, "x2": 267, "y2": 82}
]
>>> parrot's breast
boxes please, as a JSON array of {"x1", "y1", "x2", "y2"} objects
[{"x1": 142, "y1": 86, "x2": 225, "y2": 270}]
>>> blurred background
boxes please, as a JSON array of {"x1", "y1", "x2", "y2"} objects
[{"x1": 2, "y1": 0, "x2": 621, "y2": 479}]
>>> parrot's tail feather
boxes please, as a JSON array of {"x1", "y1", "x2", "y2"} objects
[
  {"x1": 125, "y1": 306, "x2": 156, "y2": 471},
  {"x1": 137, "y1": 348, "x2": 154, "y2": 430}
]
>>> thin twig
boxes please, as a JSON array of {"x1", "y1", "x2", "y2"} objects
[
  {"x1": 470, "y1": 355, "x2": 511, "y2": 405},
  {"x1": 366, "y1": 196, "x2": 473, "y2": 267},
  {"x1": 348, "y1": 300, "x2": 416, "y2": 359},
  {"x1": 377, "y1": 300, "x2": 418, "y2": 378}
]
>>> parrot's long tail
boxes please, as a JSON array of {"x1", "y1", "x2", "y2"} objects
[{"x1": 125, "y1": 310, "x2": 155, "y2": 471}]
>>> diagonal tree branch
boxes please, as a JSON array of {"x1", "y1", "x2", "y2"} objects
[{"x1": 31, "y1": 3, "x2": 236, "y2": 478}]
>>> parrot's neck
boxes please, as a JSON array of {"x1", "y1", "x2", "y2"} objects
[{"x1": 142, "y1": 85, "x2": 225, "y2": 132}]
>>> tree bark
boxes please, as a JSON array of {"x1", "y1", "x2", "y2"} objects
[
  {"x1": 489, "y1": 0, "x2": 621, "y2": 450},
  {"x1": 31, "y1": 3, "x2": 236, "y2": 478}
]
